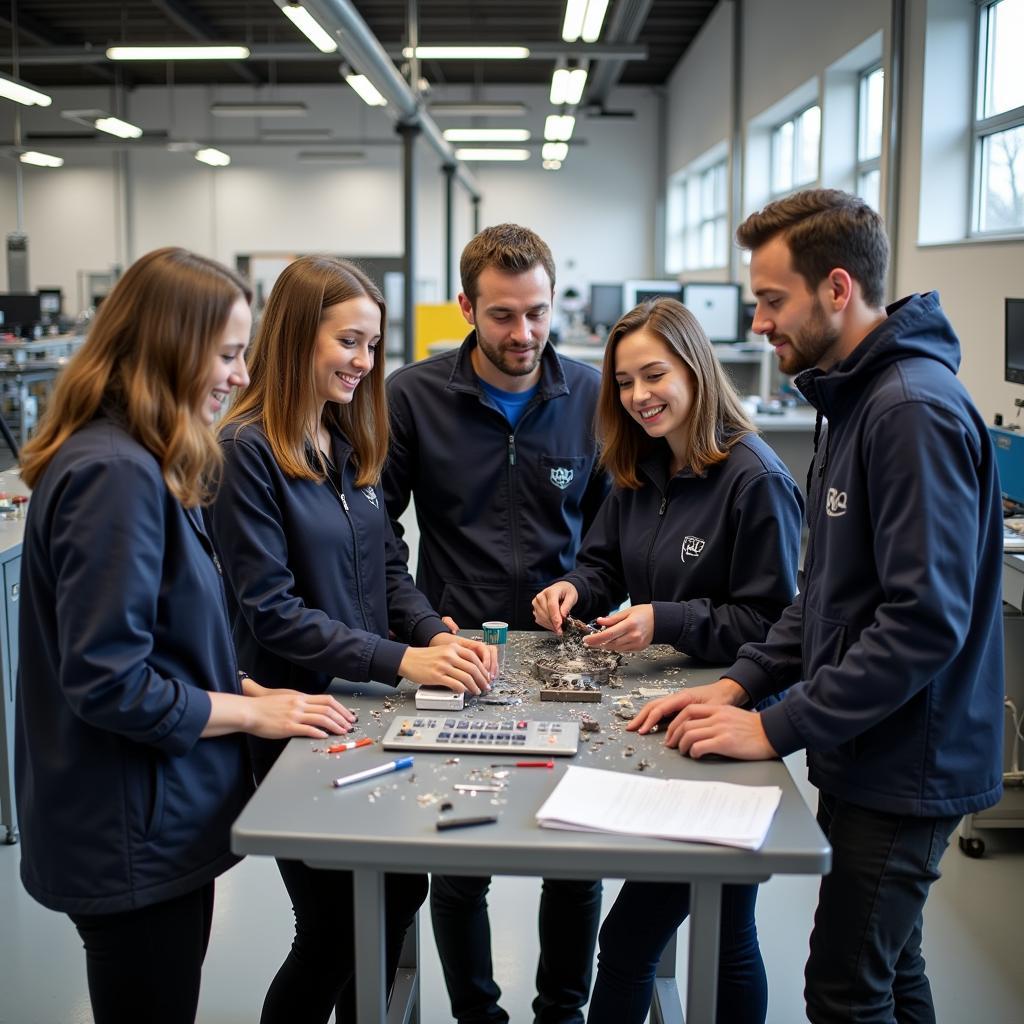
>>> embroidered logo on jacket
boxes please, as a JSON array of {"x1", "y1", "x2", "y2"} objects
[
  {"x1": 550, "y1": 467, "x2": 574, "y2": 490},
  {"x1": 680, "y1": 536, "x2": 706, "y2": 562},
  {"x1": 362, "y1": 486, "x2": 379, "y2": 509},
  {"x1": 825, "y1": 487, "x2": 847, "y2": 517}
]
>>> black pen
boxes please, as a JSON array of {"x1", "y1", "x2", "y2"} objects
[{"x1": 436, "y1": 815, "x2": 498, "y2": 831}]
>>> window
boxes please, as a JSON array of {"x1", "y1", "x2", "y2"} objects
[
  {"x1": 770, "y1": 105, "x2": 821, "y2": 197},
  {"x1": 973, "y1": 0, "x2": 1024, "y2": 235},
  {"x1": 666, "y1": 156, "x2": 727, "y2": 272},
  {"x1": 856, "y1": 65, "x2": 884, "y2": 210}
]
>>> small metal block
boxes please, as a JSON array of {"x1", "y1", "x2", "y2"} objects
[{"x1": 539, "y1": 688, "x2": 603, "y2": 702}]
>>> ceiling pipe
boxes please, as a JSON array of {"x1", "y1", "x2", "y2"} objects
[
  {"x1": 584, "y1": 0, "x2": 654, "y2": 109},
  {"x1": 298, "y1": 0, "x2": 480, "y2": 200}
]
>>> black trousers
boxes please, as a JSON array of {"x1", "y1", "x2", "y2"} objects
[
  {"x1": 430, "y1": 873, "x2": 603, "y2": 1024},
  {"x1": 805, "y1": 792, "x2": 959, "y2": 1024},
  {"x1": 69, "y1": 882, "x2": 215, "y2": 1024},
  {"x1": 259, "y1": 858, "x2": 428, "y2": 1024}
]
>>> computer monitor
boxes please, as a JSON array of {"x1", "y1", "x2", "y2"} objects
[
  {"x1": 622, "y1": 279, "x2": 681, "y2": 310},
  {"x1": 682, "y1": 282, "x2": 742, "y2": 342},
  {"x1": 588, "y1": 283, "x2": 623, "y2": 329},
  {"x1": 1005, "y1": 298, "x2": 1024, "y2": 385},
  {"x1": 37, "y1": 287, "x2": 62, "y2": 319},
  {"x1": 0, "y1": 292, "x2": 42, "y2": 333}
]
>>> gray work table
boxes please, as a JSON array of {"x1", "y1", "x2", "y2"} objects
[{"x1": 232, "y1": 635, "x2": 830, "y2": 1024}]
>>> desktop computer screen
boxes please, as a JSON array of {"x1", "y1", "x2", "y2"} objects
[
  {"x1": 623, "y1": 280, "x2": 681, "y2": 310},
  {"x1": 0, "y1": 293, "x2": 42, "y2": 333},
  {"x1": 682, "y1": 282, "x2": 742, "y2": 342},
  {"x1": 1005, "y1": 298, "x2": 1024, "y2": 385},
  {"x1": 588, "y1": 283, "x2": 623, "y2": 329}
]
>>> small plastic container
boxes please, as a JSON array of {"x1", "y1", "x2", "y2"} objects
[{"x1": 481, "y1": 620, "x2": 509, "y2": 676}]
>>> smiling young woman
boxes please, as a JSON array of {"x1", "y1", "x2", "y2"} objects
[{"x1": 208, "y1": 255, "x2": 495, "y2": 1024}]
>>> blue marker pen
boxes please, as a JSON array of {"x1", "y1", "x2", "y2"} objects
[{"x1": 332, "y1": 756, "x2": 414, "y2": 789}]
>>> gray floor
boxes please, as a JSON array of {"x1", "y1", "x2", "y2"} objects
[{"x1": 2, "y1": 449, "x2": 1023, "y2": 1022}]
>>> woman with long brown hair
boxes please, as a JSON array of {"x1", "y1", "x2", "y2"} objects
[
  {"x1": 208, "y1": 255, "x2": 494, "y2": 1023},
  {"x1": 15, "y1": 247, "x2": 351, "y2": 1024},
  {"x1": 533, "y1": 297, "x2": 804, "y2": 1024}
]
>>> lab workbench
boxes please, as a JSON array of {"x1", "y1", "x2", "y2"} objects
[{"x1": 232, "y1": 635, "x2": 831, "y2": 1024}]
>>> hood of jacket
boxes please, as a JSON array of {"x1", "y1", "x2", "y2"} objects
[{"x1": 795, "y1": 292, "x2": 960, "y2": 422}]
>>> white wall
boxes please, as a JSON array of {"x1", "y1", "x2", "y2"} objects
[{"x1": 0, "y1": 81, "x2": 658, "y2": 313}]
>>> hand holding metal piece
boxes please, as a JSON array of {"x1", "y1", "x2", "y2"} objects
[{"x1": 562, "y1": 615, "x2": 602, "y2": 637}]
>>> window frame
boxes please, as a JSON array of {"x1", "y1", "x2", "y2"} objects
[
  {"x1": 970, "y1": 0, "x2": 1024, "y2": 238},
  {"x1": 769, "y1": 102, "x2": 822, "y2": 200},
  {"x1": 856, "y1": 63, "x2": 884, "y2": 210},
  {"x1": 665, "y1": 153, "x2": 728, "y2": 273}
]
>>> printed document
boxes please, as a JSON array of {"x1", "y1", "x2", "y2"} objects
[{"x1": 536, "y1": 765, "x2": 782, "y2": 850}]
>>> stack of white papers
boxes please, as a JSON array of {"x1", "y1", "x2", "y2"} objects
[{"x1": 536, "y1": 765, "x2": 782, "y2": 850}]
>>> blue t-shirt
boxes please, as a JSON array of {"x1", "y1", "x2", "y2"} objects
[{"x1": 478, "y1": 378, "x2": 539, "y2": 428}]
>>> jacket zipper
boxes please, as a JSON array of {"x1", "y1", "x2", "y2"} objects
[
  {"x1": 328, "y1": 460, "x2": 372, "y2": 632},
  {"x1": 646, "y1": 492, "x2": 669, "y2": 588}
]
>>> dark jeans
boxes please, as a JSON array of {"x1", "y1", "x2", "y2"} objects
[
  {"x1": 430, "y1": 874, "x2": 603, "y2": 1024},
  {"x1": 587, "y1": 881, "x2": 766, "y2": 1024},
  {"x1": 69, "y1": 882, "x2": 215, "y2": 1024},
  {"x1": 805, "y1": 792, "x2": 959, "y2": 1024},
  {"x1": 260, "y1": 858, "x2": 427, "y2": 1024}
]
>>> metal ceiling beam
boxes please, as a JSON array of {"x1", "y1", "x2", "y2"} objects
[
  {"x1": 0, "y1": 12, "x2": 115, "y2": 83},
  {"x1": 301, "y1": 0, "x2": 480, "y2": 200},
  {"x1": 148, "y1": 0, "x2": 259, "y2": 85},
  {"x1": 584, "y1": 0, "x2": 655, "y2": 109}
]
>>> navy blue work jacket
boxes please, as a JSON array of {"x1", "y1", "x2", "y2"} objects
[
  {"x1": 15, "y1": 418, "x2": 251, "y2": 915},
  {"x1": 563, "y1": 435, "x2": 803, "y2": 664},
  {"x1": 208, "y1": 423, "x2": 447, "y2": 697},
  {"x1": 382, "y1": 333, "x2": 610, "y2": 630},
  {"x1": 729, "y1": 293, "x2": 1006, "y2": 817}
]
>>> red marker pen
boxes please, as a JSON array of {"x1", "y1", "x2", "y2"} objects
[{"x1": 326, "y1": 737, "x2": 374, "y2": 754}]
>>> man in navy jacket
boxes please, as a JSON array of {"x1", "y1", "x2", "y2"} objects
[
  {"x1": 382, "y1": 224, "x2": 609, "y2": 1024},
  {"x1": 634, "y1": 189, "x2": 1004, "y2": 1023}
]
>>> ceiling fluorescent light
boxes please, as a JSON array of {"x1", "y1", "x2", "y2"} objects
[
  {"x1": 443, "y1": 128, "x2": 530, "y2": 143},
  {"x1": 280, "y1": 4, "x2": 338, "y2": 54},
  {"x1": 20, "y1": 151, "x2": 63, "y2": 168},
  {"x1": 454, "y1": 148, "x2": 531, "y2": 161},
  {"x1": 429, "y1": 102, "x2": 527, "y2": 117},
  {"x1": 542, "y1": 159, "x2": 562, "y2": 171},
  {"x1": 402, "y1": 46, "x2": 529, "y2": 60},
  {"x1": 211, "y1": 103, "x2": 308, "y2": 117},
  {"x1": 297, "y1": 151, "x2": 366, "y2": 163},
  {"x1": 541, "y1": 142, "x2": 568, "y2": 161},
  {"x1": 565, "y1": 67, "x2": 588, "y2": 104},
  {"x1": 195, "y1": 147, "x2": 231, "y2": 167},
  {"x1": 0, "y1": 72, "x2": 52, "y2": 107},
  {"x1": 345, "y1": 74, "x2": 387, "y2": 107},
  {"x1": 106, "y1": 45, "x2": 251, "y2": 60},
  {"x1": 95, "y1": 117, "x2": 143, "y2": 139},
  {"x1": 259, "y1": 127, "x2": 333, "y2": 138},
  {"x1": 544, "y1": 115, "x2": 575, "y2": 142},
  {"x1": 562, "y1": 0, "x2": 609, "y2": 43}
]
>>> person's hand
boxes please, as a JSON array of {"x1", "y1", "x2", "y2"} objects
[
  {"x1": 429, "y1": 631, "x2": 498, "y2": 678},
  {"x1": 532, "y1": 581, "x2": 579, "y2": 633},
  {"x1": 441, "y1": 615, "x2": 460, "y2": 634},
  {"x1": 245, "y1": 691, "x2": 356, "y2": 740},
  {"x1": 670, "y1": 704, "x2": 778, "y2": 761},
  {"x1": 628, "y1": 677, "x2": 748, "y2": 736},
  {"x1": 584, "y1": 604, "x2": 654, "y2": 653},
  {"x1": 401, "y1": 641, "x2": 492, "y2": 694}
]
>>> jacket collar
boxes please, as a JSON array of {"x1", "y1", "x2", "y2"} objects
[{"x1": 446, "y1": 330, "x2": 570, "y2": 402}]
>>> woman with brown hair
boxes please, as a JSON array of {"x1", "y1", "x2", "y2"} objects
[
  {"x1": 532, "y1": 297, "x2": 803, "y2": 1023},
  {"x1": 208, "y1": 254, "x2": 494, "y2": 1024},
  {"x1": 15, "y1": 247, "x2": 352, "y2": 1024}
]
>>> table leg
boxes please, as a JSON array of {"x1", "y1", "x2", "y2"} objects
[
  {"x1": 389, "y1": 910, "x2": 420, "y2": 1024},
  {"x1": 686, "y1": 880, "x2": 722, "y2": 1024},
  {"x1": 353, "y1": 867, "x2": 388, "y2": 1023},
  {"x1": 651, "y1": 931, "x2": 684, "y2": 1024}
]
